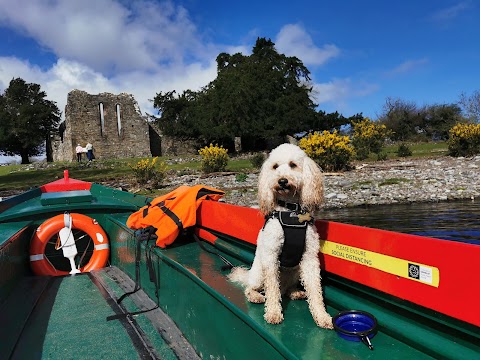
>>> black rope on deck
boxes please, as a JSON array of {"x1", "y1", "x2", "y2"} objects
[{"x1": 88, "y1": 272, "x2": 160, "y2": 360}]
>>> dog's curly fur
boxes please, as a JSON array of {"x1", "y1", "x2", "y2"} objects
[{"x1": 228, "y1": 143, "x2": 333, "y2": 328}]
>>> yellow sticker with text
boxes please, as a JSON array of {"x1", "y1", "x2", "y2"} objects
[{"x1": 320, "y1": 240, "x2": 439, "y2": 287}]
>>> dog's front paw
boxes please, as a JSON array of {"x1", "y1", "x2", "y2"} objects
[
  {"x1": 264, "y1": 311, "x2": 284, "y2": 324},
  {"x1": 246, "y1": 289, "x2": 265, "y2": 303},
  {"x1": 314, "y1": 313, "x2": 334, "y2": 329},
  {"x1": 288, "y1": 289, "x2": 306, "y2": 300}
]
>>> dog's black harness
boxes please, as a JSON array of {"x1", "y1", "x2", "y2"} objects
[{"x1": 264, "y1": 201, "x2": 314, "y2": 267}]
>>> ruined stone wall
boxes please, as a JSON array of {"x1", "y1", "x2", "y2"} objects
[
  {"x1": 53, "y1": 90, "x2": 151, "y2": 161},
  {"x1": 160, "y1": 136, "x2": 201, "y2": 156}
]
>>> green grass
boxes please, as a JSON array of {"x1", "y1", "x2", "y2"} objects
[
  {"x1": 0, "y1": 156, "x2": 255, "y2": 193},
  {"x1": 366, "y1": 141, "x2": 448, "y2": 161}
]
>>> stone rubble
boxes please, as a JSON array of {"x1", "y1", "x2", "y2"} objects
[{"x1": 161, "y1": 156, "x2": 480, "y2": 210}]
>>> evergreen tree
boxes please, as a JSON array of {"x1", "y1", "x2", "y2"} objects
[
  {"x1": 153, "y1": 38, "x2": 320, "y2": 150},
  {"x1": 0, "y1": 78, "x2": 61, "y2": 164}
]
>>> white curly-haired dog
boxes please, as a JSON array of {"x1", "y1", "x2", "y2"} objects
[{"x1": 229, "y1": 143, "x2": 333, "y2": 329}]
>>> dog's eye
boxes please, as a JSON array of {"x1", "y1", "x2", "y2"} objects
[
  {"x1": 273, "y1": 163, "x2": 279, "y2": 170},
  {"x1": 289, "y1": 161, "x2": 297, "y2": 169}
]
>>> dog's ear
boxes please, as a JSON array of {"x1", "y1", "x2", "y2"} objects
[
  {"x1": 258, "y1": 161, "x2": 275, "y2": 215},
  {"x1": 301, "y1": 157, "x2": 324, "y2": 211}
]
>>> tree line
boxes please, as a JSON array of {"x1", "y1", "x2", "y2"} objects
[
  {"x1": 1, "y1": 37, "x2": 479, "y2": 163},
  {"x1": 152, "y1": 38, "x2": 479, "y2": 150}
]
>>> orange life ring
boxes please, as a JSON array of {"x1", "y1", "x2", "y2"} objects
[{"x1": 30, "y1": 213, "x2": 109, "y2": 276}]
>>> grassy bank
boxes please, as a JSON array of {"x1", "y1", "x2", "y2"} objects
[
  {"x1": 0, "y1": 142, "x2": 449, "y2": 194},
  {"x1": 367, "y1": 141, "x2": 448, "y2": 160},
  {"x1": 0, "y1": 156, "x2": 254, "y2": 194}
]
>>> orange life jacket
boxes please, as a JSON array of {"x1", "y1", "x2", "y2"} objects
[{"x1": 126, "y1": 185, "x2": 224, "y2": 248}]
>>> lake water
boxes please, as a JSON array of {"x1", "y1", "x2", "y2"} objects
[{"x1": 320, "y1": 200, "x2": 480, "y2": 244}]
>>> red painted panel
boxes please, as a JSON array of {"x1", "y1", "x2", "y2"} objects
[
  {"x1": 40, "y1": 170, "x2": 91, "y2": 192},
  {"x1": 317, "y1": 220, "x2": 480, "y2": 327},
  {"x1": 197, "y1": 201, "x2": 263, "y2": 244},
  {"x1": 197, "y1": 201, "x2": 480, "y2": 327}
]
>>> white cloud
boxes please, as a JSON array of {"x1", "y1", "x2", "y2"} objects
[
  {"x1": 0, "y1": 0, "x2": 220, "y2": 117},
  {"x1": 385, "y1": 58, "x2": 429, "y2": 77},
  {"x1": 275, "y1": 24, "x2": 340, "y2": 66},
  {"x1": 0, "y1": 56, "x2": 218, "y2": 117},
  {"x1": 430, "y1": 1, "x2": 472, "y2": 22},
  {"x1": 0, "y1": 0, "x2": 208, "y2": 72},
  {"x1": 312, "y1": 78, "x2": 379, "y2": 112},
  {"x1": 0, "y1": 57, "x2": 44, "y2": 90}
]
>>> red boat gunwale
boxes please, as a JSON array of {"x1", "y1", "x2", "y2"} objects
[{"x1": 197, "y1": 200, "x2": 480, "y2": 328}]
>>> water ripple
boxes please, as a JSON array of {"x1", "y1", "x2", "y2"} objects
[{"x1": 320, "y1": 200, "x2": 480, "y2": 244}]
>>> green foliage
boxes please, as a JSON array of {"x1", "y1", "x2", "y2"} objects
[
  {"x1": 424, "y1": 104, "x2": 464, "y2": 140},
  {"x1": 198, "y1": 144, "x2": 229, "y2": 173},
  {"x1": 250, "y1": 153, "x2": 266, "y2": 169},
  {"x1": 129, "y1": 157, "x2": 168, "y2": 185},
  {"x1": 397, "y1": 143, "x2": 413, "y2": 157},
  {"x1": 448, "y1": 123, "x2": 480, "y2": 157},
  {"x1": 235, "y1": 173, "x2": 248, "y2": 182},
  {"x1": 299, "y1": 130, "x2": 356, "y2": 171},
  {"x1": 379, "y1": 97, "x2": 465, "y2": 142},
  {"x1": 352, "y1": 117, "x2": 393, "y2": 159},
  {"x1": 0, "y1": 78, "x2": 61, "y2": 164},
  {"x1": 376, "y1": 152, "x2": 388, "y2": 161},
  {"x1": 152, "y1": 90, "x2": 199, "y2": 138},
  {"x1": 378, "y1": 98, "x2": 419, "y2": 141},
  {"x1": 310, "y1": 111, "x2": 363, "y2": 132}
]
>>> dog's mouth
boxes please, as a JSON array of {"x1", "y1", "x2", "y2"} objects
[
  {"x1": 274, "y1": 183, "x2": 296, "y2": 195},
  {"x1": 275, "y1": 187, "x2": 290, "y2": 195}
]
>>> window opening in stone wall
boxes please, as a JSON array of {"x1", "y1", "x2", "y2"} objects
[
  {"x1": 116, "y1": 104, "x2": 122, "y2": 136},
  {"x1": 99, "y1": 102, "x2": 105, "y2": 136}
]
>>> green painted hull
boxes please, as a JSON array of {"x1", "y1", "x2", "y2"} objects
[{"x1": 0, "y1": 179, "x2": 478, "y2": 359}]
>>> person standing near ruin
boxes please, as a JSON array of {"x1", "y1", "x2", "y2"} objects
[
  {"x1": 86, "y1": 142, "x2": 93, "y2": 161},
  {"x1": 75, "y1": 144, "x2": 83, "y2": 162}
]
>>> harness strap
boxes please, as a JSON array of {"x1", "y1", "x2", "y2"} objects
[
  {"x1": 157, "y1": 201, "x2": 183, "y2": 232},
  {"x1": 277, "y1": 200, "x2": 302, "y2": 212},
  {"x1": 142, "y1": 204, "x2": 150, "y2": 218},
  {"x1": 279, "y1": 225, "x2": 307, "y2": 267},
  {"x1": 264, "y1": 211, "x2": 312, "y2": 267}
]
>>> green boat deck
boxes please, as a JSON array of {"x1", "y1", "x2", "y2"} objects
[
  {"x1": 1, "y1": 186, "x2": 479, "y2": 359},
  {"x1": 0, "y1": 268, "x2": 197, "y2": 359},
  {"x1": 1, "y1": 243, "x2": 439, "y2": 360}
]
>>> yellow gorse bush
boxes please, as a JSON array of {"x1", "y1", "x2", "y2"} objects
[
  {"x1": 299, "y1": 130, "x2": 355, "y2": 171},
  {"x1": 448, "y1": 123, "x2": 480, "y2": 157},
  {"x1": 352, "y1": 118, "x2": 389, "y2": 139},
  {"x1": 352, "y1": 117, "x2": 392, "y2": 159},
  {"x1": 198, "y1": 144, "x2": 229, "y2": 173},
  {"x1": 129, "y1": 157, "x2": 167, "y2": 185}
]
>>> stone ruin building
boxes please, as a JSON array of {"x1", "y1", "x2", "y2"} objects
[{"x1": 52, "y1": 90, "x2": 161, "y2": 162}]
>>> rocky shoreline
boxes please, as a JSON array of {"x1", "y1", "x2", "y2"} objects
[
  {"x1": 2, "y1": 156, "x2": 479, "y2": 210},
  {"x1": 160, "y1": 155, "x2": 480, "y2": 210}
]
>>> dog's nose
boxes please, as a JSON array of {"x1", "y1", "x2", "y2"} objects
[{"x1": 278, "y1": 178, "x2": 289, "y2": 188}]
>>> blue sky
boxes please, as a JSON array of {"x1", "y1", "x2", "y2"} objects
[{"x1": 0, "y1": 0, "x2": 479, "y2": 155}]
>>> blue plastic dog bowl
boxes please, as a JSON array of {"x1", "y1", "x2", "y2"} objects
[{"x1": 333, "y1": 310, "x2": 378, "y2": 350}]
